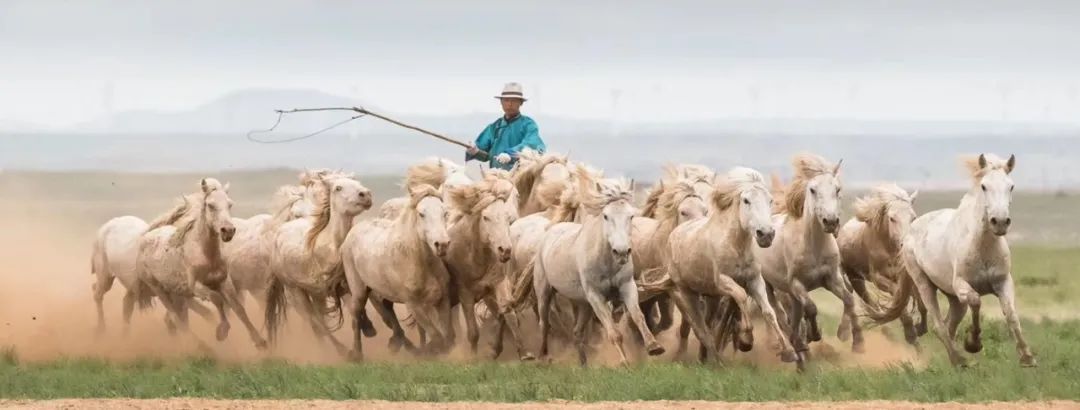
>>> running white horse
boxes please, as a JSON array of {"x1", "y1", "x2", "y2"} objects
[
  {"x1": 755, "y1": 154, "x2": 860, "y2": 369},
  {"x1": 341, "y1": 184, "x2": 452, "y2": 359},
  {"x1": 440, "y1": 170, "x2": 525, "y2": 358},
  {"x1": 512, "y1": 165, "x2": 664, "y2": 366},
  {"x1": 836, "y1": 183, "x2": 925, "y2": 345},
  {"x1": 134, "y1": 178, "x2": 265, "y2": 348},
  {"x1": 872, "y1": 154, "x2": 1034, "y2": 367},
  {"x1": 263, "y1": 173, "x2": 373, "y2": 356},
  {"x1": 665, "y1": 167, "x2": 797, "y2": 365},
  {"x1": 223, "y1": 169, "x2": 328, "y2": 315}
]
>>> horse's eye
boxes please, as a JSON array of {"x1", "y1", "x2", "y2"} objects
[
  {"x1": 1009, "y1": 185, "x2": 1015, "y2": 192},
  {"x1": 809, "y1": 188, "x2": 817, "y2": 195},
  {"x1": 419, "y1": 212, "x2": 426, "y2": 218},
  {"x1": 981, "y1": 184, "x2": 987, "y2": 192},
  {"x1": 743, "y1": 198, "x2": 750, "y2": 205},
  {"x1": 335, "y1": 186, "x2": 343, "y2": 192},
  {"x1": 482, "y1": 215, "x2": 491, "y2": 222},
  {"x1": 603, "y1": 214, "x2": 609, "y2": 221}
]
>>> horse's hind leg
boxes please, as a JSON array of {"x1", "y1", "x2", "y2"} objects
[
  {"x1": 944, "y1": 294, "x2": 967, "y2": 341},
  {"x1": 289, "y1": 287, "x2": 348, "y2": 356},
  {"x1": 993, "y1": 276, "x2": 1036, "y2": 367},
  {"x1": 571, "y1": 302, "x2": 593, "y2": 366},
  {"x1": 371, "y1": 298, "x2": 417, "y2": 354},
  {"x1": 905, "y1": 255, "x2": 965, "y2": 367},
  {"x1": 120, "y1": 290, "x2": 136, "y2": 336},
  {"x1": 535, "y1": 278, "x2": 556, "y2": 361},
  {"x1": 346, "y1": 285, "x2": 371, "y2": 361},
  {"x1": 92, "y1": 272, "x2": 115, "y2": 335},
  {"x1": 670, "y1": 287, "x2": 720, "y2": 365}
]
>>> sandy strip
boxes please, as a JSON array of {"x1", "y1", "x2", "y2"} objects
[{"x1": 1, "y1": 400, "x2": 1079, "y2": 410}]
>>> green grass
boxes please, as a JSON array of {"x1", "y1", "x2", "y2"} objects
[{"x1": 1, "y1": 318, "x2": 1079, "y2": 401}]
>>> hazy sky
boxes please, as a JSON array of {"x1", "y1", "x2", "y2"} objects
[{"x1": 4, "y1": 0, "x2": 1080, "y2": 128}]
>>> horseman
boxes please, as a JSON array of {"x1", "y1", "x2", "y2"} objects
[{"x1": 465, "y1": 82, "x2": 546, "y2": 170}]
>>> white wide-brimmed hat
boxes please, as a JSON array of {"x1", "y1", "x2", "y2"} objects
[{"x1": 494, "y1": 82, "x2": 527, "y2": 101}]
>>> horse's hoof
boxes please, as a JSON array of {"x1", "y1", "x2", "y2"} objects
[
  {"x1": 837, "y1": 323, "x2": 851, "y2": 342},
  {"x1": 852, "y1": 342, "x2": 866, "y2": 354},
  {"x1": 915, "y1": 322, "x2": 929, "y2": 336},
  {"x1": 808, "y1": 330, "x2": 822, "y2": 343},
  {"x1": 1020, "y1": 355, "x2": 1037, "y2": 368},
  {"x1": 254, "y1": 340, "x2": 269, "y2": 351},
  {"x1": 519, "y1": 352, "x2": 537, "y2": 362},
  {"x1": 736, "y1": 340, "x2": 754, "y2": 353},
  {"x1": 348, "y1": 349, "x2": 363, "y2": 362},
  {"x1": 646, "y1": 341, "x2": 666, "y2": 356},
  {"x1": 780, "y1": 350, "x2": 798, "y2": 363},
  {"x1": 215, "y1": 324, "x2": 230, "y2": 342},
  {"x1": 964, "y1": 338, "x2": 983, "y2": 354}
]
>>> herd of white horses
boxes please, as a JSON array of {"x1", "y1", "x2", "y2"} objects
[{"x1": 89, "y1": 149, "x2": 1035, "y2": 370}]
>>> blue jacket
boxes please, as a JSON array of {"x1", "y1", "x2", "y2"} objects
[{"x1": 465, "y1": 114, "x2": 546, "y2": 170}]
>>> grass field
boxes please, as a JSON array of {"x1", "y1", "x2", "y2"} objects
[{"x1": 1, "y1": 170, "x2": 1079, "y2": 402}]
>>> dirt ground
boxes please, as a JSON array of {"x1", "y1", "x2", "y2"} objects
[{"x1": 2, "y1": 400, "x2": 1078, "y2": 410}]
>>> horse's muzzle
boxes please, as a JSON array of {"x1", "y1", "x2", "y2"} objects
[
  {"x1": 497, "y1": 246, "x2": 512, "y2": 263},
  {"x1": 755, "y1": 228, "x2": 775, "y2": 248},
  {"x1": 220, "y1": 227, "x2": 236, "y2": 242}
]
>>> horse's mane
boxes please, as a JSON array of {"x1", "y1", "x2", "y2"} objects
[
  {"x1": 304, "y1": 173, "x2": 357, "y2": 251},
  {"x1": 268, "y1": 185, "x2": 306, "y2": 228},
  {"x1": 643, "y1": 164, "x2": 715, "y2": 218},
  {"x1": 447, "y1": 170, "x2": 517, "y2": 216},
  {"x1": 167, "y1": 178, "x2": 226, "y2": 247},
  {"x1": 711, "y1": 167, "x2": 767, "y2": 214},
  {"x1": 299, "y1": 168, "x2": 332, "y2": 188},
  {"x1": 147, "y1": 194, "x2": 196, "y2": 231},
  {"x1": 962, "y1": 154, "x2": 1015, "y2": 184},
  {"x1": 548, "y1": 163, "x2": 602, "y2": 224},
  {"x1": 402, "y1": 184, "x2": 443, "y2": 220},
  {"x1": 854, "y1": 184, "x2": 914, "y2": 229},
  {"x1": 512, "y1": 149, "x2": 568, "y2": 207},
  {"x1": 654, "y1": 179, "x2": 701, "y2": 223},
  {"x1": 782, "y1": 153, "x2": 839, "y2": 218},
  {"x1": 403, "y1": 157, "x2": 455, "y2": 191},
  {"x1": 578, "y1": 165, "x2": 634, "y2": 215}
]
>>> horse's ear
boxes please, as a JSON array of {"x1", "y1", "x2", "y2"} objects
[
  {"x1": 909, "y1": 190, "x2": 919, "y2": 204},
  {"x1": 629, "y1": 179, "x2": 636, "y2": 193},
  {"x1": 978, "y1": 154, "x2": 988, "y2": 169},
  {"x1": 223, "y1": 182, "x2": 231, "y2": 192},
  {"x1": 833, "y1": 159, "x2": 844, "y2": 175},
  {"x1": 1006, "y1": 154, "x2": 1016, "y2": 174},
  {"x1": 595, "y1": 181, "x2": 603, "y2": 193},
  {"x1": 201, "y1": 178, "x2": 210, "y2": 194}
]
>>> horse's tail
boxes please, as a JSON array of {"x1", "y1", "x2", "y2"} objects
[
  {"x1": 509, "y1": 259, "x2": 537, "y2": 310},
  {"x1": 319, "y1": 266, "x2": 348, "y2": 333},
  {"x1": 866, "y1": 272, "x2": 914, "y2": 325},
  {"x1": 264, "y1": 275, "x2": 288, "y2": 345},
  {"x1": 636, "y1": 268, "x2": 673, "y2": 301},
  {"x1": 134, "y1": 282, "x2": 155, "y2": 311}
]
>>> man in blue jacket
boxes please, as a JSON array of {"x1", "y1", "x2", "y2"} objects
[{"x1": 465, "y1": 82, "x2": 546, "y2": 170}]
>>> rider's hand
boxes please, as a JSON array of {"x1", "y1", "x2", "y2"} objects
[
  {"x1": 496, "y1": 153, "x2": 512, "y2": 164},
  {"x1": 466, "y1": 144, "x2": 479, "y2": 155}
]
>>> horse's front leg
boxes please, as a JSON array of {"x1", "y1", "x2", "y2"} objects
[
  {"x1": 457, "y1": 281, "x2": 481, "y2": 355},
  {"x1": 220, "y1": 279, "x2": 267, "y2": 349},
  {"x1": 583, "y1": 286, "x2": 629, "y2": 366},
  {"x1": 994, "y1": 276, "x2": 1036, "y2": 367},
  {"x1": 952, "y1": 277, "x2": 983, "y2": 354},
  {"x1": 714, "y1": 275, "x2": 754, "y2": 353},
  {"x1": 193, "y1": 281, "x2": 231, "y2": 342},
  {"x1": 825, "y1": 268, "x2": 864, "y2": 353},
  {"x1": 747, "y1": 275, "x2": 797, "y2": 363},
  {"x1": 619, "y1": 278, "x2": 665, "y2": 356}
]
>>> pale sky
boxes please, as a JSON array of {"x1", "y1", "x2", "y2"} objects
[{"x1": 3, "y1": 0, "x2": 1080, "y2": 129}]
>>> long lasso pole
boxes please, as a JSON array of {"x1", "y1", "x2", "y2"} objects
[{"x1": 268, "y1": 107, "x2": 490, "y2": 160}]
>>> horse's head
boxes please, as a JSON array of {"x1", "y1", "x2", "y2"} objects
[
  {"x1": 971, "y1": 154, "x2": 1016, "y2": 236},
  {"x1": 411, "y1": 185, "x2": 450, "y2": 258},
  {"x1": 325, "y1": 175, "x2": 373, "y2": 217},
  {"x1": 450, "y1": 174, "x2": 518, "y2": 263},
  {"x1": 715, "y1": 167, "x2": 775, "y2": 248},
  {"x1": 201, "y1": 178, "x2": 235, "y2": 242},
  {"x1": 804, "y1": 159, "x2": 843, "y2": 234},
  {"x1": 596, "y1": 179, "x2": 636, "y2": 266},
  {"x1": 885, "y1": 190, "x2": 918, "y2": 245},
  {"x1": 479, "y1": 194, "x2": 517, "y2": 263},
  {"x1": 676, "y1": 194, "x2": 708, "y2": 225}
]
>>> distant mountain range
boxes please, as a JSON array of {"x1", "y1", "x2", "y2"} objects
[{"x1": 18, "y1": 87, "x2": 1074, "y2": 137}]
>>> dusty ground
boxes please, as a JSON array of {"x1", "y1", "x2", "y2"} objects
[{"x1": 2, "y1": 400, "x2": 1079, "y2": 409}]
